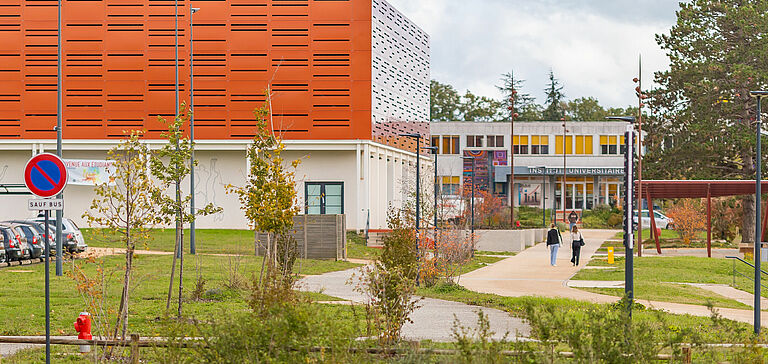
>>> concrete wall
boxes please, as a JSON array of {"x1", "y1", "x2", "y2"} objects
[{"x1": 474, "y1": 228, "x2": 547, "y2": 253}]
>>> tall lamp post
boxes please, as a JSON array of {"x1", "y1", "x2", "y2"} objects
[
  {"x1": 633, "y1": 60, "x2": 647, "y2": 257},
  {"x1": 55, "y1": 0, "x2": 63, "y2": 278},
  {"x1": 561, "y1": 118, "x2": 568, "y2": 223},
  {"x1": 750, "y1": 90, "x2": 768, "y2": 334},
  {"x1": 461, "y1": 156, "x2": 476, "y2": 254},
  {"x1": 508, "y1": 93, "x2": 518, "y2": 228},
  {"x1": 536, "y1": 165, "x2": 547, "y2": 227},
  {"x1": 400, "y1": 133, "x2": 422, "y2": 281},
  {"x1": 421, "y1": 146, "x2": 439, "y2": 247},
  {"x1": 607, "y1": 116, "x2": 636, "y2": 317},
  {"x1": 189, "y1": 7, "x2": 200, "y2": 255}
]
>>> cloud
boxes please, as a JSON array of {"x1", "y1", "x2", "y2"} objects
[{"x1": 386, "y1": 0, "x2": 677, "y2": 108}]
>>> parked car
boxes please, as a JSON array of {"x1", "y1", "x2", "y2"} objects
[
  {"x1": 4, "y1": 222, "x2": 44, "y2": 262},
  {"x1": 632, "y1": 210, "x2": 674, "y2": 229},
  {"x1": 11, "y1": 220, "x2": 71, "y2": 255},
  {"x1": 31, "y1": 217, "x2": 86, "y2": 253},
  {"x1": 0, "y1": 233, "x2": 6, "y2": 264},
  {"x1": 0, "y1": 225, "x2": 28, "y2": 265}
]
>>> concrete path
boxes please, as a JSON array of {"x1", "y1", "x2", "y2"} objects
[
  {"x1": 298, "y1": 267, "x2": 530, "y2": 342},
  {"x1": 0, "y1": 336, "x2": 77, "y2": 357},
  {"x1": 681, "y1": 283, "x2": 768, "y2": 309},
  {"x1": 460, "y1": 229, "x2": 768, "y2": 326}
]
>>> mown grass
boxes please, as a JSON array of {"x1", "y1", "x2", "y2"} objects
[
  {"x1": 572, "y1": 256, "x2": 768, "y2": 307},
  {"x1": 0, "y1": 253, "x2": 358, "y2": 336},
  {"x1": 82, "y1": 228, "x2": 255, "y2": 255},
  {"x1": 345, "y1": 231, "x2": 380, "y2": 260},
  {"x1": 607, "y1": 229, "x2": 738, "y2": 250}
]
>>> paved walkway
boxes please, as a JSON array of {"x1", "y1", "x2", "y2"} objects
[
  {"x1": 298, "y1": 267, "x2": 530, "y2": 342},
  {"x1": 460, "y1": 229, "x2": 768, "y2": 326}
]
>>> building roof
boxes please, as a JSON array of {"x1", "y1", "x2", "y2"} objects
[{"x1": 639, "y1": 180, "x2": 768, "y2": 199}]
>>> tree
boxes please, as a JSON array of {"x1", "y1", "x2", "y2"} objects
[
  {"x1": 497, "y1": 71, "x2": 537, "y2": 121},
  {"x1": 430, "y1": 80, "x2": 461, "y2": 121},
  {"x1": 226, "y1": 94, "x2": 301, "y2": 293},
  {"x1": 458, "y1": 90, "x2": 502, "y2": 122},
  {"x1": 645, "y1": 0, "x2": 768, "y2": 244},
  {"x1": 82, "y1": 130, "x2": 160, "y2": 340},
  {"x1": 565, "y1": 97, "x2": 608, "y2": 121},
  {"x1": 150, "y1": 103, "x2": 221, "y2": 317},
  {"x1": 542, "y1": 70, "x2": 566, "y2": 121}
]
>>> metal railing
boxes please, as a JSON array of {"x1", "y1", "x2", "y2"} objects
[{"x1": 725, "y1": 255, "x2": 768, "y2": 292}]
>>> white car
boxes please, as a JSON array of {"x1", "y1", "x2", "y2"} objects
[{"x1": 633, "y1": 210, "x2": 674, "y2": 229}]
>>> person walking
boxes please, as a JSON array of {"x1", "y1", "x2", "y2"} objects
[
  {"x1": 568, "y1": 210, "x2": 579, "y2": 232},
  {"x1": 570, "y1": 225, "x2": 585, "y2": 266},
  {"x1": 546, "y1": 223, "x2": 562, "y2": 266}
]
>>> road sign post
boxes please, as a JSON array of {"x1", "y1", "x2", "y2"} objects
[{"x1": 24, "y1": 153, "x2": 67, "y2": 364}]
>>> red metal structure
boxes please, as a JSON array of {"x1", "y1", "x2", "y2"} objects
[{"x1": 639, "y1": 180, "x2": 768, "y2": 258}]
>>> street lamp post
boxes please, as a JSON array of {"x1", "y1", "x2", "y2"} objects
[
  {"x1": 750, "y1": 90, "x2": 768, "y2": 334},
  {"x1": 536, "y1": 166, "x2": 547, "y2": 227},
  {"x1": 607, "y1": 116, "x2": 636, "y2": 317},
  {"x1": 400, "y1": 133, "x2": 422, "y2": 282},
  {"x1": 189, "y1": 7, "x2": 200, "y2": 255},
  {"x1": 562, "y1": 119, "x2": 568, "y2": 224},
  {"x1": 461, "y1": 157, "x2": 476, "y2": 254},
  {"x1": 421, "y1": 146, "x2": 438, "y2": 248},
  {"x1": 55, "y1": 0, "x2": 63, "y2": 278},
  {"x1": 508, "y1": 94, "x2": 518, "y2": 228}
]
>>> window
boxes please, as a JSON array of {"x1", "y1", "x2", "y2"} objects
[
  {"x1": 441, "y1": 176, "x2": 460, "y2": 195},
  {"x1": 531, "y1": 135, "x2": 549, "y2": 154},
  {"x1": 574, "y1": 135, "x2": 593, "y2": 154},
  {"x1": 600, "y1": 135, "x2": 619, "y2": 155},
  {"x1": 619, "y1": 135, "x2": 626, "y2": 154},
  {"x1": 441, "y1": 135, "x2": 459, "y2": 154},
  {"x1": 555, "y1": 135, "x2": 574, "y2": 155},
  {"x1": 513, "y1": 135, "x2": 529, "y2": 154},
  {"x1": 431, "y1": 135, "x2": 440, "y2": 152},
  {"x1": 466, "y1": 135, "x2": 483, "y2": 148},
  {"x1": 486, "y1": 135, "x2": 504, "y2": 147},
  {"x1": 305, "y1": 182, "x2": 344, "y2": 215}
]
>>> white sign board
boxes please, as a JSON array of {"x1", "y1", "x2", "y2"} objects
[
  {"x1": 28, "y1": 199, "x2": 64, "y2": 211},
  {"x1": 63, "y1": 159, "x2": 117, "y2": 186}
]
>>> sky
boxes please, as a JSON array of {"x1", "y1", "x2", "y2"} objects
[{"x1": 386, "y1": 0, "x2": 680, "y2": 108}]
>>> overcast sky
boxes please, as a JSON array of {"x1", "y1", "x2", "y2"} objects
[{"x1": 386, "y1": 0, "x2": 680, "y2": 108}]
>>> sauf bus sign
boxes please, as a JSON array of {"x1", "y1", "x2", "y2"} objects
[{"x1": 23, "y1": 152, "x2": 68, "y2": 364}]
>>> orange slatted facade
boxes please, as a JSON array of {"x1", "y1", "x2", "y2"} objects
[{"x1": 0, "y1": 0, "x2": 376, "y2": 141}]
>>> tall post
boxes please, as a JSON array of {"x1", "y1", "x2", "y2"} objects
[
  {"x1": 174, "y1": 0, "x2": 181, "y2": 260},
  {"x1": 433, "y1": 149, "x2": 438, "y2": 246},
  {"x1": 510, "y1": 105, "x2": 515, "y2": 227},
  {"x1": 416, "y1": 137, "x2": 420, "y2": 245},
  {"x1": 755, "y1": 94, "x2": 762, "y2": 335},
  {"x1": 624, "y1": 124, "x2": 635, "y2": 317},
  {"x1": 471, "y1": 158, "x2": 475, "y2": 252},
  {"x1": 189, "y1": 7, "x2": 198, "y2": 255},
  {"x1": 542, "y1": 168, "x2": 546, "y2": 227},
  {"x1": 562, "y1": 120, "x2": 567, "y2": 223},
  {"x1": 636, "y1": 56, "x2": 644, "y2": 257},
  {"x1": 44, "y1": 210, "x2": 50, "y2": 364},
  {"x1": 55, "y1": 0, "x2": 63, "y2": 277}
]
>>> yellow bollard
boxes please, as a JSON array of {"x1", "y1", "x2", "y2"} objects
[{"x1": 607, "y1": 247, "x2": 614, "y2": 264}]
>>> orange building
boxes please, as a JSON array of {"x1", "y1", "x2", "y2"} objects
[{"x1": 0, "y1": 0, "x2": 430, "y2": 231}]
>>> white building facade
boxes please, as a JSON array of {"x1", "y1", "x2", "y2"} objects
[{"x1": 430, "y1": 121, "x2": 631, "y2": 221}]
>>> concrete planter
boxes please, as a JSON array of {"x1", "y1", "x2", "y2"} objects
[{"x1": 474, "y1": 228, "x2": 544, "y2": 253}]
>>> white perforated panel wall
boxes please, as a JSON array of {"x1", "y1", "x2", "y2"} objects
[{"x1": 371, "y1": 0, "x2": 430, "y2": 125}]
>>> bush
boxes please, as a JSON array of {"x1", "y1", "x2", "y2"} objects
[{"x1": 666, "y1": 200, "x2": 706, "y2": 245}]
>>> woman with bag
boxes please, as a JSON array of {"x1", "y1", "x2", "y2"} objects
[
  {"x1": 570, "y1": 225, "x2": 585, "y2": 266},
  {"x1": 546, "y1": 223, "x2": 562, "y2": 266}
]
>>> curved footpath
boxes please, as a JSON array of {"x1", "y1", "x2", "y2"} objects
[{"x1": 460, "y1": 229, "x2": 768, "y2": 326}]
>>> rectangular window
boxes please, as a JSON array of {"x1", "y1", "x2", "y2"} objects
[
  {"x1": 487, "y1": 135, "x2": 495, "y2": 147},
  {"x1": 486, "y1": 135, "x2": 504, "y2": 148},
  {"x1": 540, "y1": 135, "x2": 549, "y2": 154},
  {"x1": 513, "y1": 135, "x2": 529, "y2": 154},
  {"x1": 441, "y1": 135, "x2": 460, "y2": 154},
  {"x1": 555, "y1": 135, "x2": 573, "y2": 154},
  {"x1": 574, "y1": 135, "x2": 594, "y2": 154},
  {"x1": 305, "y1": 182, "x2": 344, "y2": 215},
  {"x1": 619, "y1": 135, "x2": 625, "y2": 154},
  {"x1": 431, "y1": 135, "x2": 440, "y2": 153},
  {"x1": 466, "y1": 135, "x2": 483, "y2": 148},
  {"x1": 441, "y1": 176, "x2": 460, "y2": 195}
]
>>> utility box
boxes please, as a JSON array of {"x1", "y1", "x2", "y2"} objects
[{"x1": 255, "y1": 214, "x2": 347, "y2": 260}]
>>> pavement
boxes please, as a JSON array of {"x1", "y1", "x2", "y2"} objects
[
  {"x1": 0, "y1": 336, "x2": 77, "y2": 357},
  {"x1": 298, "y1": 266, "x2": 530, "y2": 342},
  {"x1": 460, "y1": 229, "x2": 768, "y2": 326}
]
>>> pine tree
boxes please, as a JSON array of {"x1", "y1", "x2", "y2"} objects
[
  {"x1": 542, "y1": 70, "x2": 565, "y2": 121},
  {"x1": 497, "y1": 71, "x2": 536, "y2": 121}
]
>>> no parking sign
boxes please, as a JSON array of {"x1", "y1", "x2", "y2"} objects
[{"x1": 24, "y1": 153, "x2": 67, "y2": 207}]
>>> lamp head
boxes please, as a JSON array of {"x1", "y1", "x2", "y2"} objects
[
  {"x1": 750, "y1": 91, "x2": 768, "y2": 98},
  {"x1": 606, "y1": 116, "x2": 636, "y2": 123},
  {"x1": 399, "y1": 133, "x2": 421, "y2": 138},
  {"x1": 191, "y1": 7, "x2": 200, "y2": 13}
]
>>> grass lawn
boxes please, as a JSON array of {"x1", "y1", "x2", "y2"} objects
[
  {"x1": 607, "y1": 229, "x2": 738, "y2": 251},
  {"x1": 572, "y1": 256, "x2": 767, "y2": 308},
  {"x1": 458, "y1": 255, "x2": 505, "y2": 275},
  {"x1": 83, "y1": 228, "x2": 255, "y2": 254},
  {"x1": 345, "y1": 231, "x2": 380, "y2": 260},
  {"x1": 0, "y1": 252, "x2": 359, "y2": 336},
  {"x1": 475, "y1": 250, "x2": 516, "y2": 256}
]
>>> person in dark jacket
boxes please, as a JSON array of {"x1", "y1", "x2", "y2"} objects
[
  {"x1": 570, "y1": 225, "x2": 585, "y2": 266},
  {"x1": 545, "y1": 223, "x2": 562, "y2": 266}
]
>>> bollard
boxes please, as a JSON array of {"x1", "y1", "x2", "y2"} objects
[{"x1": 607, "y1": 247, "x2": 614, "y2": 264}]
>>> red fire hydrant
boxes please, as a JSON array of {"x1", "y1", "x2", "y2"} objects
[{"x1": 74, "y1": 311, "x2": 92, "y2": 353}]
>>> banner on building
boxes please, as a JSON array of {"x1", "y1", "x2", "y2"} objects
[
  {"x1": 63, "y1": 159, "x2": 117, "y2": 186},
  {"x1": 519, "y1": 183, "x2": 542, "y2": 206}
]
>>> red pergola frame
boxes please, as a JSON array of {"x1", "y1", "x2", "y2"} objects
[{"x1": 639, "y1": 180, "x2": 768, "y2": 257}]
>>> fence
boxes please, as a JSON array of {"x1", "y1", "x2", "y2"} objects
[{"x1": 255, "y1": 214, "x2": 346, "y2": 260}]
